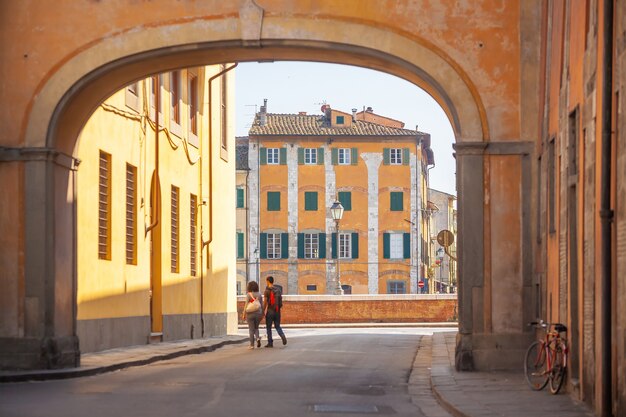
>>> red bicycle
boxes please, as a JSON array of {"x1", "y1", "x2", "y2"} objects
[{"x1": 524, "y1": 320, "x2": 568, "y2": 394}]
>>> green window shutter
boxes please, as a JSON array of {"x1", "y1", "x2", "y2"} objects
[
  {"x1": 331, "y1": 148, "x2": 338, "y2": 165},
  {"x1": 260, "y1": 148, "x2": 267, "y2": 165},
  {"x1": 267, "y1": 192, "x2": 280, "y2": 211},
  {"x1": 383, "y1": 233, "x2": 390, "y2": 259},
  {"x1": 280, "y1": 148, "x2": 287, "y2": 165},
  {"x1": 305, "y1": 191, "x2": 318, "y2": 211},
  {"x1": 351, "y1": 232, "x2": 359, "y2": 259},
  {"x1": 403, "y1": 233, "x2": 411, "y2": 259},
  {"x1": 331, "y1": 232, "x2": 337, "y2": 259},
  {"x1": 336, "y1": 115, "x2": 344, "y2": 124},
  {"x1": 338, "y1": 191, "x2": 351, "y2": 211},
  {"x1": 236, "y1": 188, "x2": 244, "y2": 208},
  {"x1": 237, "y1": 232, "x2": 244, "y2": 259},
  {"x1": 281, "y1": 233, "x2": 289, "y2": 259},
  {"x1": 297, "y1": 233, "x2": 305, "y2": 259},
  {"x1": 383, "y1": 148, "x2": 390, "y2": 165},
  {"x1": 403, "y1": 148, "x2": 410, "y2": 165},
  {"x1": 318, "y1": 148, "x2": 324, "y2": 165},
  {"x1": 297, "y1": 148, "x2": 304, "y2": 165},
  {"x1": 351, "y1": 148, "x2": 358, "y2": 165},
  {"x1": 319, "y1": 233, "x2": 326, "y2": 258},
  {"x1": 260, "y1": 233, "x2": 267, "y2": 259},
  {"x1": 390, "y1": 192, "x2": 403, "y2": 211}
]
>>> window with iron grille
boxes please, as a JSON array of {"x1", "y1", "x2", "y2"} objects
[
  {"x1": 171, "y1": 185, "x2": 179, "y2": 273},
  {"x1": 267, "y1": 233, "x2": 281, "y2": 259},
  {"x1": 338, "y1": 148, "x2": 351, "y2": 165},
  {"x1": 339, "y1": 233, "x2": 351, "y2": 259},
  {"x1": 305, "y1": 233, "x2": 319, "y2": 259},
  {"x1": 390, "y1": 148, "x2": 402, "y2": 164},
  {"x1": 171, "y1": 71, "x2": 181, "y2": 125},
  {"x1": 125, "y1": 163, "x2": 137, "y2": 265},
  {"x1": 190, "y1": 194, "x2": 197, "y2": 276},
  {"x1": 98, "y1": 151, "x2": 111, "y2": 260},
  {"x1": 304, "y1": 148, "x2": 317, "y2": 164},
  {"x1": 387, "y1": 280, "x2": 406, "y2": 294},
  {"x1": 189, "y1": 75, "x2": 198, "y2": 135}
]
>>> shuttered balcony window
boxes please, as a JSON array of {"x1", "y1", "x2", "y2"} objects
[
  {"x1": 190, "y1": 194, "x2": 197, "y2": 276},
  {"x1": 125, "y1": 163, "x2": 137, "y2": 265},
  {"x1": 171, "y1": 185, "x2": 179, "y2": 273},
  {"x1": 98, "y1": 151, "x2": 111, "y2": 260}
]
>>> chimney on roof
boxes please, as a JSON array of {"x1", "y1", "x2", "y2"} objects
[
  {"x1": 366, "y1": 106, "x2": 373, "y2": 113},
  {"x1": 299, "y1": 111, "x2": 307, "y2": 115},
  {"x1": 352, "y1": 108, "x2": 357, "y2": 121},
  {"x1": 259, "y1": 99, "x2": 267, "y2": 126}
]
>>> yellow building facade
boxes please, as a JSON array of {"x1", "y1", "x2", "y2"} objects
[
  {"x1": 75, "y1": 65, "x2": 237, "y2": 352},
  {"x1": 241, "y1": 103, "x2": 433, "y2": 295}
]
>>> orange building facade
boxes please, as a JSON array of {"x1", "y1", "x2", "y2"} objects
[{"x1": 241, "y1": 103, "x2": 434, "y2": 295}]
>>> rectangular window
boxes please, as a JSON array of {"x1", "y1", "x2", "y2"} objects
[
  {"x1": 390, "y1": 191, "x2": 403, "y2": 211},
  {"x1": 304, "y1": 148, "x2": 317, "y2": 164},
  {"x1": 171, "y1": 185, "x2": 179, "y2": 273},
  {"x1": 237, "y1": 232, "x2": 244, "y2": 259},
  {"x1": 267, "y1": 148, "x2": 279, "y2": 164},
  {"x1": 267, "y1": 233, "x2": 281, "y2": 259},
  {"x1": 305, "y1": 233, "x2": 319, "y2": 259},
  {"x1": 189, "y1": 75, "x2": 198, "y2": 135},
  {"x1": 387, "y1": 280, "x2": 406, "y2": 294},
  {"x1": 336, "y1": 115, "x2": 345, "y2": 124},
  {"x1": 304, "y1": 191, "x2": 318, "y2": 211},
  {"x1": 125, "y1": 163, "x2": 137, "y2": 265},
  {"x1": 390, "y1": 233, "x2": 404, "y2": 259},
  {"x1": 98, "y1": 151, "x2": 111, "y2": 260},
  {"x1": 236, "y1": 188, "x2": 244, "y2": 208},
  {"x1": 150, "y1": 76, "x2": 157, "y2": 113},
  {"x1": 339, "y1": 232, "x2": 352, "y2": 259},
  {"x1": 190, "y1": 194, "x2": 197, "y2": 276},
  {"x1": 338, "y1": 148, "x2": 351, "y2": 165},
  {"x1": 338, "y1": 191, "x2": 351, "y2": 211},
  {"x1": 390, "y1": 148, "x2": 402, "y2": 165},
  {"x1": 170, "y1": 71, "x2": 181, "y2": 125},
  {"x1": 267, "y1": 191, "x2": 281, "y2": 211},
  {"x1": 306, "y1": 284, "x2": 317, "y2": 291}
]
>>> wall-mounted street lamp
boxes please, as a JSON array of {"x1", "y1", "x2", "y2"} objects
[{"x1": 330, "y1": 200, "x2": 345, "y2": 295}]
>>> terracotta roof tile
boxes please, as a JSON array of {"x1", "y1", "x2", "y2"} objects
[{"x1": 248, "y1": 113, "x2": 421, "y2": 137}]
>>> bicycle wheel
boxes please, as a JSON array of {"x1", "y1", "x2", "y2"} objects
[
  {"x1": 549, "y1": 342, "x2": 567, "y2": 394},
  {"x1": 524, "y1": 341, "x2": 549, "y2": 390}
]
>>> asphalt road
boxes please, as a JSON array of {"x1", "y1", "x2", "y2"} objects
[{"x1": 0, "y1": 328, "x2": 444, "y2": 417}]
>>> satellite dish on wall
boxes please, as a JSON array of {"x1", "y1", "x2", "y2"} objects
[{"x1": 321, "y1": 104, "x2": 329, "y2": 113}]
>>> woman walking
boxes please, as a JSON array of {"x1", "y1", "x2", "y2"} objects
[{"x1": 242, "y1": 281, "x2": 263, "y2": 349}]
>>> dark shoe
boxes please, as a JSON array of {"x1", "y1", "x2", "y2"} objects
[
  {"x1": 281, "y1": 335, "x2": 287, "y2": 345},
  {"x1": 257, "y1": 337, "x2": 261, "y2": 348},
  {"x1": 265, "y1": 343, "x2": 273, "y2": 348}
]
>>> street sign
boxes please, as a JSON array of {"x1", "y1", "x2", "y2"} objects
[
  {"x1": 437, "y1": 229, "x2": 455, "y2": 247},
  {"x1": 418, "y1": 280, "x2": 425, "y2": 288}
]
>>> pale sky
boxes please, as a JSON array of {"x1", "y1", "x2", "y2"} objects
[{"x1": 234, "y1": 61, "x2": 457, "y2": 196}]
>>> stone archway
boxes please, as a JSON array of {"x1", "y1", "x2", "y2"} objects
[{"x1": 0, "y1": 1, "x2": 540, "y2": 370}]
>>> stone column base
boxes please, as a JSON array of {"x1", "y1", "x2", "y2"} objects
[
  {"x1": 456, "y1": 332, "x2": 534, "y2": 371},
  {"x1": 0, "y1": 336, "x2": 80, "y2": 370}
]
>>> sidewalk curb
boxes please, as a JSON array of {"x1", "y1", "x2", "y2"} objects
[
  {"x1": 237, "y1": 322, "x2": 458, "y2": 329},
  {"x1": 0, "y1": 337, "x2": 247, "y2": 383}
]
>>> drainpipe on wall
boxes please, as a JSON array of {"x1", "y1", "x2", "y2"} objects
[{"x1": 600, "y1": 0, "x2": 614, "y2": 415}]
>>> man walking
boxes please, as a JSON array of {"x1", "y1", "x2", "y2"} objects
[{"x1": 263, "y1": 276, "x2": 287, "y2": 347}]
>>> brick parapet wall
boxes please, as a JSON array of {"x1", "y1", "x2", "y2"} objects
[{"x1": 237, "y1": 294, "x2": 457, "y2": 324}]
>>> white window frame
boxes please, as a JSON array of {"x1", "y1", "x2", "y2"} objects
[
  {"x1": 390, "y1": 148, "x2": 402, "y2": 165},
  {"x1": 304, "y1": 148, "x2": 317, "y2": 164},
  {"x1": 388, "y1": 280, "x2": 406, "y2": 294},
  {"x1": 338, "y1": 148, "x2": 351, "y2": 165},
  {"x1": 267, "y1": 233, "x2": 281, "y2": 259},
  {"x1": 389, "y1": 233, "x2": 404, "y2": 259},
  {"x1": 267, "y1": 148, "x2": 279, "y2": 165},
  {"x1": 304, "y1": 233, "x2": 319, "y2": 259},
  {"x1": 339, "y1": 232, "x2": 352, "y2": 259}
]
